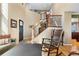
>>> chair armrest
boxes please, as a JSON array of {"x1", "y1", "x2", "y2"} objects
[
  {"x1": 42, "y1": 38, "x2": 51, "y2": 44},
  {"x1": 42, "y1": 38, "x2": 51, "y2": 41},
  {"x1": 43, "y1": 38, "x2": 50, "y2": 40},
  {"x1": 51, "y1": 40, "x2": 61, "y2": 47},
  {"x1": 52, "y1": 40, "x2": 59, "y2": 43}
]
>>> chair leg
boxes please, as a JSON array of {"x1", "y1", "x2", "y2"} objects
[
  {"x1": 61, "y1": 40, "x2": 63, "y2": 46},
  {"x1": 48, "y1": 49, "x2": 50, "y2": 56},
  {"x1": 61, "y1": 41, "x2": 63, "y2": 46},
  {"x1": 48, "y1": 46, "x2": 51, "y2": 56},
  {"x1": 56, "y1": 48, "x2": 59, "y2": 56}
]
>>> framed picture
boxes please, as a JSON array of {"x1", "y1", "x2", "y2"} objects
[{"x1": 11, "y1": 19, "x2": 17, "y2": 28}]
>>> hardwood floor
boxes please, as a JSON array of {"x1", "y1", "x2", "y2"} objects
[
  {"x1": 42, "y1": 40, "x2": 79, "y2": 56},
  {"x1": 23, "y1": 38, "x2": 32, "y2": 44},
  {"x1": 42, "y1": 45, "x2": 72, "y2": 56},
  {"x1": 24, "y1": 39, "x2": 79, "y2": 56},
  {"x1": 59, "y1": 45, "x2": 72, "y2": 56}
]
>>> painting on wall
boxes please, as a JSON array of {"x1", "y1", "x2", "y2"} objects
[{"x1": 11, "y1": 19, "x2": 17, "y2": 28}]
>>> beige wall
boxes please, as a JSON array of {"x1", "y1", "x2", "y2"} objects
[
  {"x1": 33, "y1": 27, "x2": 62, "y2": 44},
  {"x1": 52, "y1": 3, "x2": 79, "y2": 13},
  {"x1": 0, "y1": 4, "x2": 1, "y2": 34},
  {"x1": 8, "y1": 3, "x2": 26, "y2": 44},
  {"x1": 8, "y1": 3, "x2": 40, "y2": 44},
  {"x1": 64, "y1": 12, "x2": 72, "y2": 44},
  {"x1": 33, "y1": 27, "x2": 51, "y2": 44},
  {"x1": 24, "y1": 6, "x2": 40, "y2": 40},
  {"x1": 51, "y1": 3, "x2": 79, "y2": 44}
]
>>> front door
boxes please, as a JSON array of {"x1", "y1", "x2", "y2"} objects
[{"x1": 19, "y1": 20, "x2": 24, "y2": 42}]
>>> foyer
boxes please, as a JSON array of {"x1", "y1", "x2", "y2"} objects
[{"x1": 0, "y1": 3, "x2": 79, "y2": 56}]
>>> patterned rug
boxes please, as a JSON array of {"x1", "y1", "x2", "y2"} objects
[{"x1": 0, "y1": 44, "x2": 15, "y2": 55}]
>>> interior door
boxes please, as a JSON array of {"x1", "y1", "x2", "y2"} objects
[{"x1": 19, "y1": 20, "x2": 24, "y2": 42}]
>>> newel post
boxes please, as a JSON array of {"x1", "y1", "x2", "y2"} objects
[
  {"x1": 32, "y1": 26, "x2": 35, "y2": 43},
  {"x1": 29, "y1": 25, "x2": 35, "y2": 43}
]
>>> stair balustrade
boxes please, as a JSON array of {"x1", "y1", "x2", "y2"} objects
[
  {"x1": 31, "y1": 14, "x2": 63, "y2": 43},
  {"x1": 31, "y1": 20, "x2": 47, "y2": 41}
]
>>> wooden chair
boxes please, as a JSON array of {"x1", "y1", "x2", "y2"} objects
[{"x1": 42, "y1": 29, "x2": 64, "y2": 56}]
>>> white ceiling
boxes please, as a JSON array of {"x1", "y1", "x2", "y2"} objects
[{"x1": 27, "y1": 3, "x2": 52, "y2": 11}]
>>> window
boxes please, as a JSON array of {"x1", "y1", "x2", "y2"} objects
[
  {"x1": 71, "y1": 18, "x2": 79, "y2": 32},
  {"x1": 1, "y1": 3, "x2": 8, "y2": 34}
]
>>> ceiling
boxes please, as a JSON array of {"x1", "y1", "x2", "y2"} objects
[{"x1": 27, "y1": 3, "x2": 53, "y2": 11}]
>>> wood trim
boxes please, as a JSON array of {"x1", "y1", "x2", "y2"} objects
[
  {"x1": 50, "y1": 15, "x2": 62, "y2": 16},
  {"x1": 0, "y1": 34, "x2": 11, "y2": 39},
  {"x1": 48, "y1": 26, "x2": 62, "y2": 28},
  {"x1": 0, "y1": 34, "x2": 11, "y2": 45},
  {"x1": 11, "y1": 19, "x2": 17, "y2": 28}
]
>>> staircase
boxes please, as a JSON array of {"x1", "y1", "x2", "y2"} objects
[{"x1": 31, "y1": 13, "x2": 62, "y2": 44}]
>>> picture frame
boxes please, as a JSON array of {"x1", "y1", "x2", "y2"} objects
[{"x1": 11, "y1": 19, "x2": 17, "y2": 28}]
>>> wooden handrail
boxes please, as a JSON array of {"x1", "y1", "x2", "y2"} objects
[
  {"x1": 49, "y1": 26, "x2": 62, "y2": 28},
  {"x1": 33, "y1": 20, "x2": 46, "y2": 28},
  {"x1": 46, "y1": 14, "x2": 62, "y2": 16}
]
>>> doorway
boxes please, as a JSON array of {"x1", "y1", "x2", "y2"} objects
[
  {"x1": 71, "y1": 14, "x2": 79, "y2": 41},
  {"x1": 19, "y1": 20, "x2": 24, "y2": 42}
]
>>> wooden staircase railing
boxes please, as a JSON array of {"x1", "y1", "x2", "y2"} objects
[{"x1": 31, "y1": 14, "x2": 62, "y2": 43}]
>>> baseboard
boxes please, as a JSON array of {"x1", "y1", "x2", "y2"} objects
[
  {"x1": 24, "y1": 37, "x2": 32, "y2": 40},
  {"x1": 63, "y1": 43, "x2": 72, "y2": 46}
]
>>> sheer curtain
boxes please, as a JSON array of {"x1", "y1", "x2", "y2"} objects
[{"x1": 1, "y1": 3, "x2": 8, "y2": 35}]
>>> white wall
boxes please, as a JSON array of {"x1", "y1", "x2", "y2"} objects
[{"x1": 51, "y1": 3, "x2": 79, "y2": 44}]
